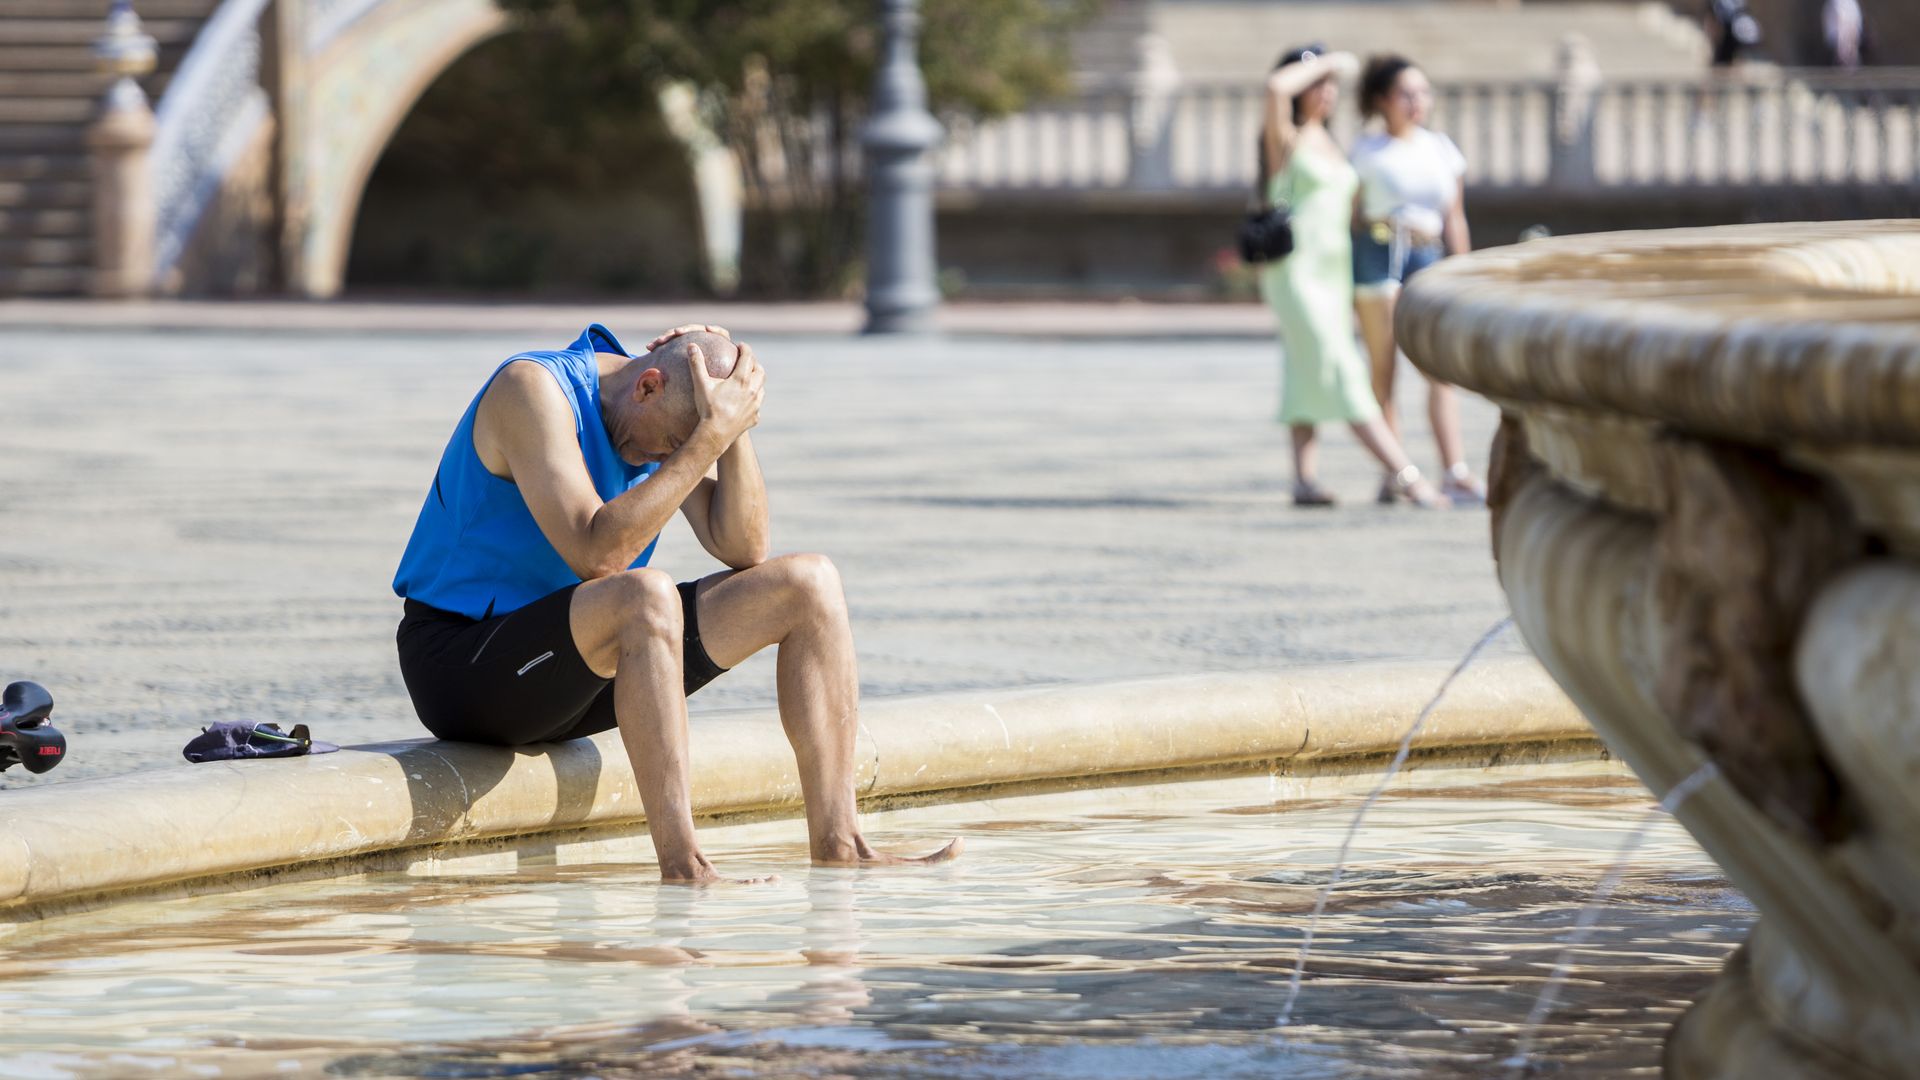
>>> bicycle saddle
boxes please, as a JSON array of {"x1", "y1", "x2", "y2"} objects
[{"x1": 0, "y1": 681, "x2": 65, "y2": 774}]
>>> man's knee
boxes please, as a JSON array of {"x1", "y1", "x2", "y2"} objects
[
  {"x1": 609, "y1": 568, "x2": 682, "y2": 645},
  {"x1": 778, "y1": 553, "x2": 845, "y2": 614}
]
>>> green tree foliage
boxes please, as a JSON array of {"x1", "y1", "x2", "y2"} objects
[
  {"x1": 498, "y1": 0, "x2": 1101, "y2": 294},
  {"x1": 500, "y1": 0, "x2": 1097, "y2": 120},
  {"x1": 348, "y1": 32, "x2": 706, "y2": 296}
]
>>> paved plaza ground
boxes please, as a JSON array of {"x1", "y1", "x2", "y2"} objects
[{"x1": 0, "y1": 304, "x2": 1520, "y2": 788}]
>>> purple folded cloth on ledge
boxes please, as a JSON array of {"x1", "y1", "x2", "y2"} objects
[{"x1": 182, "y1": 722, "x2": 339, "y2": 763}]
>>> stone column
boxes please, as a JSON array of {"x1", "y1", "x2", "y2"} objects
[
  {"x1": 261, "y1": 0, "x2": 308, "y2": 294},
  {"x1": 87, "y1": 1, "x2": 158, "y2": 299},
  {"x1": 1126, "y1": 33, "x2": 1180, "y2": 191},
  {"x1": 660, "y1": 82, "x2": 744, "y2": 296},
  {"x1": 862, "y1": 0, "x2": 944, "y2": 335},
  {"x1": 1548, "y1": 34, "x2": 1600, "y2": 191}
]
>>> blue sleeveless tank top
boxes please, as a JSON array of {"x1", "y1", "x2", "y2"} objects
[{"x1": 392, "y1": 324, "x2": 660, "y2": 619}]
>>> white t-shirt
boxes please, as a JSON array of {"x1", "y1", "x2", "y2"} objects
[{"x1": 1350, "y1": 128, "x2": 1466, "y2": 239}]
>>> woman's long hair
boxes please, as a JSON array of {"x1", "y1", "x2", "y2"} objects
[{"x1": 1257, "y1": 44, "x2": 1327, "y2": 187}]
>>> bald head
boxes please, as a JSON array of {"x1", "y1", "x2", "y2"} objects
[{"x1": 648, "y1": 331, "x2": 740, "y2": 424}]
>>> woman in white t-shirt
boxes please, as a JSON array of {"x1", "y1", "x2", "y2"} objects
[{"x1": 1349, "y1": 55, "x2": 1485, "y2": 505}]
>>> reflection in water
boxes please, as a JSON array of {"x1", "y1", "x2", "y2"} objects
[
  {"x1": 789, "y1": 873, "x2": 870, "y2": 1023},
  {"x1": 0, "y1": 765, "x2": 1751, "y2": 1078}
]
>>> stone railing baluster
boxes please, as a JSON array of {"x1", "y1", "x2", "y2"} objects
[
  {"x1": 88, "y1": 0, "x2": 159, "y2": 298},
  {"x1": 1873, "y1": 89, "x2": 1893, "y2": 184}
]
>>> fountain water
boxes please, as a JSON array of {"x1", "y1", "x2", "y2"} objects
[
  {"x1": 1504, "y1": 760, "x2": 1722, "y2": 1072},
  {"x1": 1275, "y1": 616, "x2": 1514, "y2": 1028}
]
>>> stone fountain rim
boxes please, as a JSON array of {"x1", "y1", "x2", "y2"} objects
[
  {"x1": 1398, "y1": 220, "x2": 1920, "y2": 448},
  {"x1": 0, "y1": 658, "x2": 1587, "y2": 924}
]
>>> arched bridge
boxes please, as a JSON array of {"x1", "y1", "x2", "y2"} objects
[
  {"x1": 2, "y1": 0, "x2": 522, "y2": 297},
  {"x1": 288, "y1": 0, "x2": 511, "y2": 297},
  {"x1": 189, "y1": 0, "x2": 511, "y2": 298}
]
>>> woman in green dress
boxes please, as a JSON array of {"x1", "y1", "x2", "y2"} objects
[{"x1": 1258, "y1": 46, "x2": 1447, "y2": 509}]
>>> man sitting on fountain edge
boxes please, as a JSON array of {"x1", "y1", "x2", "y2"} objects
[{"x1": 391, "y1": 322, "x2": 962, "y2": 883}]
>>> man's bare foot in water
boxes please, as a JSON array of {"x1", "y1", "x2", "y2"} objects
[
  {"x1": 659, "y1": 853, "x2": 779, "y2": 886},
  {"x1": 810, "y1": 835, "x2": 964, "y2": 867}
]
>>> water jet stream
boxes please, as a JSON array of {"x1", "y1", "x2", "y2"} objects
[
  {"x1": 1503, "y1": 760, "x2": 1722, "y2": 1073},
  {"x1": 1275, "y1": 616, "x2": 1515, "y2": 1028}
]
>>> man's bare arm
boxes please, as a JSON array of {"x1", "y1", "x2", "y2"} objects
[
  {"x1": 681, "y1": 431, "x2": 770, "y2": 569},
  {"x1": 478, "y1": 361, "x2": 737, "y2": 581},
  {"x1": 709, "y1": 431, "x2": 770, "y2": 564}
]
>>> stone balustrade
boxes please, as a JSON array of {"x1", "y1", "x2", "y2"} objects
[
  {"x1": 928, "y1": 58, "x2": 1920, "y2": 196},
  {"x1": 1400, "y1": 219, "x2": 1920, "y2": 1077}
]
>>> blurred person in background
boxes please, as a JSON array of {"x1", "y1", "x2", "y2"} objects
[
  {"x1": 1705, "y1": 0, "x2": 1763, "y2": 67},
  {"x1": 1259, "y1": 46, "x2": 1448, "y2": 509},
  {"x1": 1350, "y1": 55, "x2": 1486, "y2": 506},
  {"x1": 1824, "y1": 0, "x2": 1865, "y2": 69}
]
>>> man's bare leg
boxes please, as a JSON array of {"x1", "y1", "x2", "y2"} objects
[
  {"x1": 571, "y1": 568, "x2": 736, "y2": 884},
  {"x1": 692, "y1": 553, "x2": 961, "y2": 867}
]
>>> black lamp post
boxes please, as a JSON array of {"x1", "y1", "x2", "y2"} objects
[{"x1": 861, "y1": 0, "x2": 943, "y2": 334}]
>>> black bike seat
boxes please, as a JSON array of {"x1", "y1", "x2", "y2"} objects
[{"x1": 3, "y1": 681, "x2": 52, "y2": 727}]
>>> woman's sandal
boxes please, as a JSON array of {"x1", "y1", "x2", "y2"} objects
[
  {"x1": 1441, "y1": 462, "x2": 1488, "y2": 507},
  {"x1": 1293, "y1": 482, "x2": 1338, "y2": 508},
  {"x1": 1389, "y1": 465, "x2": 1452, "y2": 509}
]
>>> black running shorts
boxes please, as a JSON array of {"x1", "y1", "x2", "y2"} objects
[{"x1": 396, "y1": 580, "x2": 727, "y2": 746}]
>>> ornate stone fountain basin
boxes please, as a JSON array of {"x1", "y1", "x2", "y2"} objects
[{"x1": 1401, "y1": 220, "x2": 1920, "y2": 1078}]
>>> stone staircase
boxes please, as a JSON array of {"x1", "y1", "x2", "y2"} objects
[
  {"x1": 1076, "y1": 1, "x2": 1711, "y2": 83},
  {"x1": 1069, "y1": 0, "x2": 1157, "y2": 82},
  {"x1": 0, "y1": 0, "x2": 219, "y2": 296}
]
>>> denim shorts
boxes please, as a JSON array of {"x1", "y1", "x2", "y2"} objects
[{"x1": 1354, "y1": 229, "x2": 1444, "y2": 292}]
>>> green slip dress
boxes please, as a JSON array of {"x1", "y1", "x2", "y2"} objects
[{"x1": 1258, "y1": 148, "x2": 1383, "y2": 425}]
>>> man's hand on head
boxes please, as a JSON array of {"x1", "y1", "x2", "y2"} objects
[
  {"x1": 688, "y1": 340, "x2": 764, "y2": 449},
  {"x1": 647, "y1": 324, "x2": 732, "y2": 352}
]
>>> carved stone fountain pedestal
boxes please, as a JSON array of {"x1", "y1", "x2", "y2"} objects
[{"x1": 1401, "y1": 221, "x2": 1920, "y2": 1077}]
